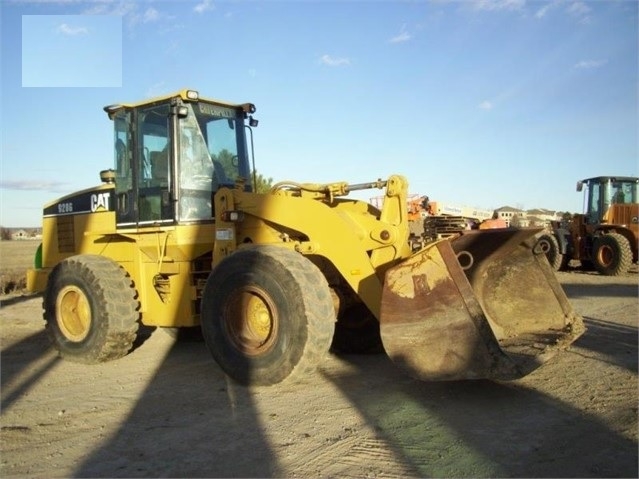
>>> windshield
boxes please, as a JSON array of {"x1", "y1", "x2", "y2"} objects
[
  {"x1": 585, "y1": 178, "x2": 639, "y2": 224},
  {"x1": 178, "y1": 102, "x2": 248, "y2": 222},
  {"x1": 610, "y1": 179, "x2": 638, "y2": 205}
]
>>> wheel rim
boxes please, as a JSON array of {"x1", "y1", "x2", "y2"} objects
[
  {"x1": 538, "y1": 239, "x2": 551, "y2": 253},
  {"x1": 597, "y1": 244, "x2": 614, "y2": 268},
  {"x1": 56, "y1": 285, "x2": 91, "y2": 342},
  {"x1": 225, "y1": 286, "x2": 278, "y2": 356}
]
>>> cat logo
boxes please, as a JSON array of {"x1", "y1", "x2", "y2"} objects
[{"x1": 91, "y1": 192, "x2": 110, "y2": 212}]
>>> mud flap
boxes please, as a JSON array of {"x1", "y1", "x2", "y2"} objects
[{"x1": 379, "y1": 228, "x2": 585, "y2": 381}]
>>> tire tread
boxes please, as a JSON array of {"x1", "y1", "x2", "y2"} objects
[{"x1": 43, "y1": 255, "x2": 140, "y2": 364}]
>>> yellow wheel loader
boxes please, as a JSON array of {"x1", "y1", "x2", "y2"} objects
[{"x1": 26, "y1": 90, "x2": 584, "y2": 386}]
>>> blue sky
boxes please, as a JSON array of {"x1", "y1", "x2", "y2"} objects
[
  {"x1": 1, "y1": 0, "x2": 637, "y2": 227},
  {"x1": 22, "y1": 14, "x2": 122, "y2": 87}
]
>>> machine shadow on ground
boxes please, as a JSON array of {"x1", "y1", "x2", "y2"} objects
[
  {"x1": 1, "y1": 273, "x2": 636, "y2": 478},
  {"x1": 561, "y1": 280, "x2": 638, "y2": 299},
  {"x1": 73, "y1": 338, "x2": 279, "y2": 478},
  {"x1": 69, "y1": 314, "x2": 638, "y2": 478},
  {"x1": 322, "y1": 350, "x2": 637, "y2": 478},
  {"x1": 1, "y1": 329, "x2": 58, "y2": 412}
]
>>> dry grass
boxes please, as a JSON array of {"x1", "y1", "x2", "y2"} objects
[{"x1": 0, "y1": 240, "x2": 40, "y2": 294}]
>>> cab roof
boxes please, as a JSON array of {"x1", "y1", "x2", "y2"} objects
[
  {"x1": 103, "y1": 89, "x2": 255, "y2": 119},
  {"x1": 580, "y1": 176, "x2": 639, "y2": 184}
]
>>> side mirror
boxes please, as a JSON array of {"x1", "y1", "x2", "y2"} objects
[{"x1": 576, "y1": 181, "x2": 583, "y2": 192}]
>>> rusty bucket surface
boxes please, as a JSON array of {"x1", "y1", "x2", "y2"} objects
[{"x1": 379, "y1": 228, "x2": 585, "y2": 381}]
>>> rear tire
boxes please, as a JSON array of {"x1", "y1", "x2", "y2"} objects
[
  {"x1": 44, "y1": 255, "x2": 140, "y2": 363},
  {"x1": 593, "y1": 233, "x2": 632, "y2": 276},
  {"x1": 200, "y1": 246, "x2": 335, "y2": 386},
  {"x1": 535, "y1": 233, "x2": 566, "y2": 271}
]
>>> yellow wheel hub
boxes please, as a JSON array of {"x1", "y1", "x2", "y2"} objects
[
  {"x1": 56, "y1": 285, "x2": 91, "y2": 342},
  {"x1": 245, "y1": 294, "x2": 272, "y2": 343},
  {"x1": 226, "y1": 287, "x2": 278, "y2": 356}
]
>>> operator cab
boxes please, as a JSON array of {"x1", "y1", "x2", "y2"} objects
[
  {"x1": 104, "y1": 89, "x2": 256, "y2": 227},
  {"x1": 577, "y1": 176, "x2": 639, "y2": 224}
]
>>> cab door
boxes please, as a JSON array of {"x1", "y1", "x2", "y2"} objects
[{"x1": 113, "y1": 104, "x2": 175, "y2": 227}]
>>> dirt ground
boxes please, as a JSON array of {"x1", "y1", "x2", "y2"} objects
[{"x1": 1, "y1": 267, "x2": 637, "y2": 478}]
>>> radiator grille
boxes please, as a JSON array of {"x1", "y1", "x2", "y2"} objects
[{"x1": 57, "y1": 216, "x2": 75, "y2": 253}]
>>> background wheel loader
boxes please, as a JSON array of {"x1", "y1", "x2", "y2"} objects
[
  {"x1": 536, "y1": 176, "x2": 638, "y2": 276},
  {"x1": 26, "y1": 89, "x2": 584, "y2": 386}
]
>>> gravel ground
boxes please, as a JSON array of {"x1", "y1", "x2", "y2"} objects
[{"x1": 1, "y1": 267, "x2": 637, "y2": 478}]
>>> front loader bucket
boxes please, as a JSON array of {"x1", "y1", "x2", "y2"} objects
[{"x1": 379, "y1": 228, "x2": 585, "y2": 381}]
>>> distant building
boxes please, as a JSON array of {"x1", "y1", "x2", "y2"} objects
[
  {"x1": 11, "y1": 229, "x2": 30, "y2": 240},
  {"x1": 7, "y1": 229, "x2": 42, "y2": 240},
  {"x1": 494, "y1": 206, "x2": 528, "y2": 227},
  {"x1": 493, "y1": 207, "x2": 564, "y2": 228},
  {"x1": 526, "y1": 208, "x2": 563, "y2": 228},
  {"x1": 431, "y1": 202, "x2": 494, "y2": 221}
]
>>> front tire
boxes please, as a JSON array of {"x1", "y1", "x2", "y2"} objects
[
  {"x1": 593, "y1": 233, "x2": 632, "y2": 276},
  {"x1": 44, "y1": 255, "x2": 140, "y2": 363},
  {"x1": 200, "y1": 246, "x2": 335, "y2": 386}
]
